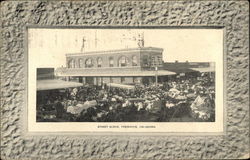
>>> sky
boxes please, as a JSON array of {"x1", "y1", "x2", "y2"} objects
[{"x1": 28, "y1": 28, "x2": 223, "y2": 68}]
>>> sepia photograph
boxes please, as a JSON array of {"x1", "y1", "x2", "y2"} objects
[
  {"x1": 1, "y1": 0, "x2": 249, "y2": 159},
  {"x1": 29, "y1": 28, "x2": 221, "y2": 125}
]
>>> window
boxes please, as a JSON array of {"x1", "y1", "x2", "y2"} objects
[
  {"x1": 151, "y1": 56, "x2": 156, "y2": 66},
  {"x1": 85, "y1": 58, "x2": 93, "y2": 68},
  {"x1": 109, "y1": 57, "x2": 114, "y2": 67},
  {"x1": 68, "y1": 60, "x2": 71, "y2": 68},
  {"x1": 68, "y1": 59, "x2": 75, "y2": 68},
  {"x1": 79, "y1": 58, "x2": 84, "y2": 68},
  {"x1": 157, "y1": 56, "x2": 162, "y2": 66},
  {"x1": 142, "y1": 55, "x2": 149, "y2": 67},
  {"x1": 132, "y1": 56, "x2": 138, "y2": 66},
  {"x1": 157, "y1": 56, "x2": 162, "y2": 61},
  {"x1": 97, "y1": 57, "x2": 102, "y2": 67},
  {"x1": 151, "y1": 55, "x2": 162, "y2": 67},
  {"x1": 118, "y1": 56, "x2": 129, "y2": 67}
]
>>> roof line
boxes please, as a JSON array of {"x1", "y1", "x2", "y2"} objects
[{"x1": 66, "y1": 47, "x2": 163, "y2": 57}]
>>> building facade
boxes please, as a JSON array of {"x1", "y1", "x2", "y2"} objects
[{"x1": 56, "y1": 47, "x2": 176, "y2": 85}]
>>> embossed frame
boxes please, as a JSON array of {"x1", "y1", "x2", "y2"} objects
[{"x1": 0, "y1": 0, "x2": 249, "y2": 159}]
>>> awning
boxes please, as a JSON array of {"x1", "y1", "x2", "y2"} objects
[
  {"x1": 37, "y1": 79, "x2": 83, "y2": 91},
  {"x1": 190, "y1": 67, "x2": 215, "y2": 72},
  {"x1": 168, "y1": 68, "x2": 198, "y2": 74},
  {"x1": 107, "y1": 83, "x2": 135, "y2": 90}
]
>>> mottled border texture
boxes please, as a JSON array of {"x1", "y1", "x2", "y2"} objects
[{"x1": 0, "y1": 0, "x2": 249, "y2": 159}]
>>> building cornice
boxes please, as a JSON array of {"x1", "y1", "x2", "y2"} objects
[{"x1": 66, "y1": 47, "x2": 163, "y2": 57}]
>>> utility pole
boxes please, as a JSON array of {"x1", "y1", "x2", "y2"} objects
[
  {"x1": 121, "y1": 33, "x2": 137, "y2": 48},
  {"x1": 94, "y1": 30, "x2": 98, "y2": 49},
  {"x1": 81, "y1": 36, "x2": 86, "y2": 53},
  {"x1": 137, "y1": 32, "x2": 144, "y2": 48}
]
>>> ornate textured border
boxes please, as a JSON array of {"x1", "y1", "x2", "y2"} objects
[{"x1": 0, "y1": 0, "x2": 249, "y2": 159}]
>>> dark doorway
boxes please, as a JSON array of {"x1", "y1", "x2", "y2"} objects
[
  {"x1": 86, "y1": 77, "x2": 94, "y2": 85},
  {"x1": 142, "y1": 77, "x2": 150, "y2": 85},
  {"x1": 78, "y1": 77, "x2": 83, "y2": 83}
]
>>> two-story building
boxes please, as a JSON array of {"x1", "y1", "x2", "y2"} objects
[{"x1": 56, "y1": 47, "x2": 176, "y2": 85}]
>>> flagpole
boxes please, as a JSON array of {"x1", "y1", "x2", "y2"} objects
[{"x1": 81, "y1": 37, "x2": 86, "y2": 53}]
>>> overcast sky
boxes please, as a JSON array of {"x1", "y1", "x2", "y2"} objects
[{"x1": 28, "y1": 28, "x2": 223, "y2": 68}]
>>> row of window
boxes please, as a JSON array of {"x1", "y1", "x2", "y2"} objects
[
  {"x1": 151, "y1": 55, "x2": 163, "y2": 66},
  {"x1": 141, "y1": 55, "x2": 161, "y2": 67},
  {"x1": 111, "y1": 77, "x2": 141, "y2": 83},
  {"x1": 68, "y1": 56, "x2": 138, "y2": 68}
]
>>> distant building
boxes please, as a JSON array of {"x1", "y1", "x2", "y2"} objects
[
  {"x1": 56, "y1": 47, "x2": 176, "y2": 85},
  {"x1": 162, "y1": 61, "x2": 215, "y2": 78},
  {"x1": 37, "y1": 68, "x2": 55, "y2": 80}
]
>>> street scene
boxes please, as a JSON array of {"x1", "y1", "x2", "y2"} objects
[{"x1": 34, "y1": 29, "x2": 217, "y2": 122}]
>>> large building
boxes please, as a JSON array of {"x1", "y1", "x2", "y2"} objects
[{"x1": 56, "y1": 47, "x2": 176, "y2": 85}]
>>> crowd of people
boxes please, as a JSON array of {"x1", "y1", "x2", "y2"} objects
[{"x1": 37, "y1": 73, "x2": 215, "y2": 122}]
